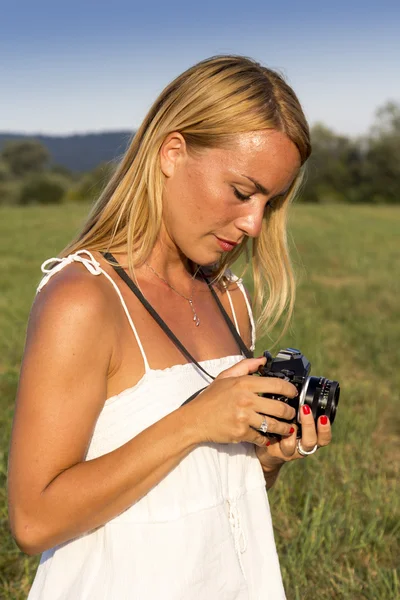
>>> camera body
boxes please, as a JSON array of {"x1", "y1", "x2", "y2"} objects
[{"x1": 258, "y1": 348, "x2": 340, "y2": 439}]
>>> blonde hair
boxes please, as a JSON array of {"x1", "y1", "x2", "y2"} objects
[{"x1": 62, "y1": 55, "x2": 311, "y2": 346}]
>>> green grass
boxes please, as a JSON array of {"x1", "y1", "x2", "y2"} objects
[{"x1": 1, "y1": 204, "x2": 399, "y2": 599}]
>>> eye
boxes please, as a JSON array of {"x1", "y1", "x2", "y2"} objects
[
  {"x1": 265, "y1": 195, "x2": 284, "y2": 211},
  {"x1": 265, "y1": 199, "x2": 275, "y2": 210},
  {"x1": 232, "y1": 187, "x2": 252, "y2": 201}
]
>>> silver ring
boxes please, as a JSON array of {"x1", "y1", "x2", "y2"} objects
[
  {"x1": 258, "y1": 417, "x2": 269, "y2": 434},
  {"x1": 296, "y1": 439, "x2": 318, "y2": 456}
]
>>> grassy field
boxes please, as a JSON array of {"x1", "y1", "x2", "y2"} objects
[{"x1": 0, "y1": 204, "x2": 399, "y2": 599}]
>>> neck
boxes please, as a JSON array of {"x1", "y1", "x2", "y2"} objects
[
  {"x1": 145, "y1": 245, "x2": 196, "y2": 281},
  {"x1": 143, "y1": 224, "x2": 201, "y2": 280},
  {"x1": 110, "y1": 239, "x2": 199, "y2": 288}
]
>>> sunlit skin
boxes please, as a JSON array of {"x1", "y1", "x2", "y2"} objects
[
  {"x1": 143, "y1": 129, "x2": 332, "y2": 472},
  {"x1": 143, "y1": 129, "x2": 301, "y2": 290},
  {"x1": 107, "y1": 129, "x2": 332, "y2": 470}
]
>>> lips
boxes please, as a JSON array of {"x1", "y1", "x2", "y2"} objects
[
  {"x1": 215, "y1": 236, "x2": 240, "y2": 252},
  {"x1": 217, "y1": 237, "x2": 239, "y2": 245}
]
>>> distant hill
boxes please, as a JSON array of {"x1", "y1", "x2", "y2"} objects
[{"x1": 0, "y1": 131, "x2": 134, "y2": 173}]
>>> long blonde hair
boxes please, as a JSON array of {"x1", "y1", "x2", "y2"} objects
[{"x1": 62, "y1": 55, "x2": 311, "y2": 345}]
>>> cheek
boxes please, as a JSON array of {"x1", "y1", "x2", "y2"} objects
[
  {"x1": 162, "y1": 175, "x2": 205, "y2": 235},
  {"x1": 189, "y1": 171, "x2": 233, "y2": 226},
  {"x1": 174, "y1": 175, "x2": 219, "y2": 224},
  {"x1": 189, "y1": 188, "x2": 231, "y2": 231},
  {"x1": 185, "y1": 167, "x2": 214, "y2": 217},
  {"x1": 163, "y1": 163, "x2": 233, "y2": 234}
]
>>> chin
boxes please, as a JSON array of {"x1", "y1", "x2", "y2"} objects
[
  {"x1": 188, "y1": 250, "x2": 221, "y2": 269},
  {"x1": 180, "y1": 238, "x2": 223, "y2": 268},
  {"x1": 201, "y1": 259, "x2": 219, "y2": 269}
]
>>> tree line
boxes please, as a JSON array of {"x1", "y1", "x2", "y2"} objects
[{"x1": 0, "y1": 101, "x2": 399, "y2": 206}]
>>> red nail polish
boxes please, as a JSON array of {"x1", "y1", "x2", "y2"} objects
[
  {"x1": 320, "y1": 415, "x2": 328, "y2": 425},
  {"x1": 289, "y1": 427, "x2": 295, "y2": 434},
  {"x1": 302, "y1": 405, "x2": 311, "y2": 415},
  {"x1": 266, "y1": 440, "x2": 271, "y2": 447}
]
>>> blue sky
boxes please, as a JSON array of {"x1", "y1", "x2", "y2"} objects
[{"x1": 1, "y1": 0, "x2": 399, "y2": 137}]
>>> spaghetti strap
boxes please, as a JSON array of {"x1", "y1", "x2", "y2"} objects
[
  {"x1": 236, "y1": 280, "x2": 256, "y2": 351},
  {"x1": 225, "y1": 270, "x2": 256, "y2": 352},
  {"x1": 226, "y1": 290, "x2": 240, "y2": 334},
  {"x1": 36, "y1": 250, "x2": 150, "y2": 373}
]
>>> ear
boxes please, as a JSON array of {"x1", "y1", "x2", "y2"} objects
[{"x1": 159, "y1": 132, "x2": 187, "y2": 178}]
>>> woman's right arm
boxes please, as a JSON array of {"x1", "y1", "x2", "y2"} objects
[
  {"x1": 7, "y1": 270, "x2": 201, "y2": 556},
  {"x1": 8, "y1": 268, "x2": 297, "y2": 556}
]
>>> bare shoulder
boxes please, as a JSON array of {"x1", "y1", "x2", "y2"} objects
[
  {"x1": 32, "y1": 261, "x2": 112, "y2": 327},
  {"x1": 25, "y1": 259, "x2": 116, "y2": 389},
  {"x1": 24, "y1": 261, "x2": 115, "y2": 402}
]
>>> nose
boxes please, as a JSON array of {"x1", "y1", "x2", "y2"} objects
[{"x1": 234, "y1": 204, "x2": 265, "y2": 239}]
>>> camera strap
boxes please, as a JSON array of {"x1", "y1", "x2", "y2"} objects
[{"x1": 102, "y1": 252, "x2": 252, "y2": 394}]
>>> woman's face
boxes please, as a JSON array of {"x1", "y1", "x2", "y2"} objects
[{"x1": 159, "y1": 129, "x2": 301, "y2": 266}]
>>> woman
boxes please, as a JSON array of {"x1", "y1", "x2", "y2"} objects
[{"x1": 8, "y1": 55, "x2": 332, "y2": 599}]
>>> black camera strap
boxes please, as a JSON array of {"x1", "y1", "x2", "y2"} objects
[
  {"x1": 205, "y1": 279, "x2": 253, "y2": 360},
  {"x1": 102, "y1": 252, "x2": 252, "y2": 392}
]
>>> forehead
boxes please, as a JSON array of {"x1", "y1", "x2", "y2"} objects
[{"x1": 199, "y1": 130, "x2": 301, "y2": 193}]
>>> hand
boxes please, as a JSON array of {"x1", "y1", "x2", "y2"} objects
[
  {"x1": 182, "y1": 357, "x2": 298, "y2": 446},
  {"x1": 255, "y1": 403, "x2": 333, "y2": 472}
]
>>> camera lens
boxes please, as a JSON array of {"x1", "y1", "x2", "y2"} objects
[{"x1": 300, "y1": 377, "x2": 340, "y2": 424}]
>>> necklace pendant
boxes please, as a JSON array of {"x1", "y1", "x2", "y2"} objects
[
  {"x1": 189, "y1": 300, "x2": 200, "y2": 327},
  {"x1": 146, "y1": 262, "x2": 200, "y2": 326}
]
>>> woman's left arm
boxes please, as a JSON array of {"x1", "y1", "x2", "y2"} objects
[{"x1": 255, "y1": 408, "x2": 333, "y2": 489}]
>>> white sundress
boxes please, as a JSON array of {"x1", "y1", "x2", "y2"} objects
[{"x1": 27, "y1": 250, "x2": 286, "y2": 600}]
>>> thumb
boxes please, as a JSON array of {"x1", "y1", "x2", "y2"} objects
[{"x1": 217, "y1": 356, "x2": 267, "y2": 380}]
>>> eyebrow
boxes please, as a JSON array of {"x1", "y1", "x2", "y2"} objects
[{"x1": 241, "y1": 175, "x2": 269, "y2": 196}]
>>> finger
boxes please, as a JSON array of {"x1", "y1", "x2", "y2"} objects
[
  {"x1": 244, "y1": 375, "x2": 298, "y2": 401},
  {"x1": 317, "y1": 415, "x2": 332, "y2": 447},
  {"x1": 254, "y1": 395, "x2": 296, "y2": 422},
  {"x1": 251, "y1": 431, "x2": 272, "y2": 448},
  {"x1": 299, "y1": 404, "x2": 317, "y2": 451},
  {"x1": 279, "y1": 424, "x2": 298, "y2": 457},
  {"x1": 217, "y1": 357, "x2": 266, "y2": 380},
  {"x1": 249, "y1": 413, "x2": 295, "y2": 439}
]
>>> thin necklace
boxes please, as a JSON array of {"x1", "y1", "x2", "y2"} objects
[{"x1": 145, "y1": 262, "x2": 201, "y2": 327}]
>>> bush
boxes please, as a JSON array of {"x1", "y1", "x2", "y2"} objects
[
  {"x1": 0, "y1": 160, "x2": 12, "y2": 183},
  {"x1": 18, "y1": 173, "x2": 69, "y2": 205},
  {"x1": 0, "y1": 180, "x2": 23, "y2": 206},
  {"x1": 1, "y1": 139, "x2": 50, "y2": 177},
  {"x1": 49, "y1": 164, "x2": 74, "y2": 179},
  {"x1": 64, "y1": 162, "x2": 116, "y2": 203}
]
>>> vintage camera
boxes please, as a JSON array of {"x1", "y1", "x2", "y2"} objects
[{"x1": 258, "y1": 348, "x2": 340, "y2": 439}]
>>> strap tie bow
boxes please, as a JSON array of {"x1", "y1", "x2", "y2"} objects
[{"x1": 36, "y1": 250, "x2": 102, "y2": 293}]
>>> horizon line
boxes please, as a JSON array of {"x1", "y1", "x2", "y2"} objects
[
  {"x1": 0, "y1": 122, "x2": 373, "y2": 139},
  {"x1": 0, "y1": 129, "x2": 135, "y2": 138}
]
